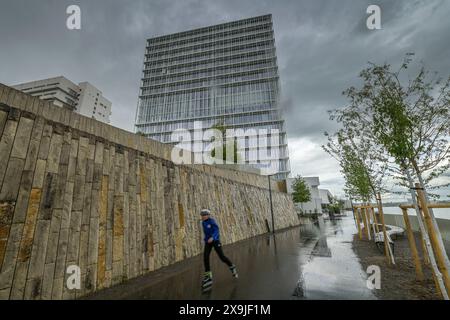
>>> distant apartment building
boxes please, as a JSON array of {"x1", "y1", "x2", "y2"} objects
[
  {"x1": 287, "y1": 177, "x2": 323, "y2": 214},
  {"x1": 12, "y1": 76, "x2": 112, "y2": 123},
  {"x1": 135, "y1": 14, "x2": 290, "y2": 179}
]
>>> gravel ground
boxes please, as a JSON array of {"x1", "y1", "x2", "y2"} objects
[{"x1": 352, "y1": 230, "x2": 445, "y2": 300}]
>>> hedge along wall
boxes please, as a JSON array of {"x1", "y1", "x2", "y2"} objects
[{"x1": 0, "y1": 83, "x2": 299, "y2": 300}]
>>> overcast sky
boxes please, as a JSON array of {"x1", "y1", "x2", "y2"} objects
[{"x1": 1, "y1": 0, "x2": 449, "y2": 200}]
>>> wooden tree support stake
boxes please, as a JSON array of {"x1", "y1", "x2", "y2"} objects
[
  {"x1": 377, "y1": 193, "x2": 392, "y2": 266},
  {"x1": 362, "y1": 207, "x2": 370, "y2": 240},
  {"x1": 354, "y1": 208, "x2": 362, "y2": 240},
  {"x1": 416, "y1": 183, "x2": 450, "y2": 297},
  {"x1": 401, "y1": 207, "x2": 424, "y2": 281}
]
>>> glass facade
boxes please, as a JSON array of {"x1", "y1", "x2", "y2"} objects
[{"x1": 135, "y1": 14, "x2": 290, "y2": 179}]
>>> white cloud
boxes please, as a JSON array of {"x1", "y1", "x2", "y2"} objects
[{"x1": 288, "y1": 137, "x2": 345, "y2": 197}]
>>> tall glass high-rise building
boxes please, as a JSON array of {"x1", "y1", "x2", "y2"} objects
[{"x1": 135, "y1": 14, "x2": 290, "y2": 179}]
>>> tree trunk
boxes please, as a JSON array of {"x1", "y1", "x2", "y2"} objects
[
  {"x1": 416, "y1": 182, "x2": 450, "y2": 296},
  {"x1": 411, "y1": 159, "x2": 450, "y2": 274},
  {"x1": 401, "y1": 207, "x2": 424, "y2": 281}
]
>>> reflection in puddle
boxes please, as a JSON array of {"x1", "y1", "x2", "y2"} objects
[
  {"x1": 311, "y1": 237, "x2": 332, "y2": 258},
  {"x1": 292, "y1": 271, "x2": 305, "y2": 298},
  {"x1": 88, "y1": 213, "x2": 376, "y2": 300},
  {"x1": 298, "y1": 214, "x2": 376, "y2": 300}
]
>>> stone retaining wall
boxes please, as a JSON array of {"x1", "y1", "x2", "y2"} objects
[{"x1": 0, "y1": 83, "x2": 299, "y2": 299}]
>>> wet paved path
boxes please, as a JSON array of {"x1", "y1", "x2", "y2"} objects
[{"x1": 87, "y1": 213, "x2": 376, "y2": 300}]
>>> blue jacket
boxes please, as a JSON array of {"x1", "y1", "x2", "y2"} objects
[{"x1": 202, "y1": 217, "x2": 220, "y2": 243}]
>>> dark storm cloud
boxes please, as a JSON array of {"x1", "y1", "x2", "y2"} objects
[
  {"x1": 1, "y1": 0, "x2": 449, "y2": 135},
  {"x1": 1, "y1": 0, "x2": 449, "y2": 197},
  {"x1": 275, "y1": 0, "x2": 450, "y2": 141}
]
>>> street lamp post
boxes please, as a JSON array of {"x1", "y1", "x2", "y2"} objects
[{"x1": 268, "y1": 174, "x2": 276, "y2": 234}]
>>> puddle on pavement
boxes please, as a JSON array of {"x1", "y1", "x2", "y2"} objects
[
  {"x1": 89, "y1": 212, "x2": 377, "y2": 300},
  {"x1": 298, "y1": 215, "x2": 376, "y2": 300}
]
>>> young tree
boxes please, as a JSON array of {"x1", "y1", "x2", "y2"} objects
[
  {"x1": 323, "y1": 129, "x2": 385, "y2": 203},
  {"x1": 323, "y1": 128, "x2": 396, "y2": 260},
  {"x1": 292, "y1": 175, "x2": 311, "y2": 204},
  {"x1": 333, "y1": 54, "x2": 450, "y2": 195},
  {"x1": 329, "y1": 54, "x2": 450, "y2": 296},
  {"x1": 210, "y1": 122, "x2": 241, "y2": 164},
  {"x1": 328, "y1": 197, "x2": 345, "y2": 214}
]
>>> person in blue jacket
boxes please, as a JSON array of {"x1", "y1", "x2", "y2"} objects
[{"x1": 200, "y1": 208, "x2": 238, "y2": 289}]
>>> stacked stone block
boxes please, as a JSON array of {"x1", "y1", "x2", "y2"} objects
[{"x1": 0, "y1": 83, "x2": 299, "y2": 299}]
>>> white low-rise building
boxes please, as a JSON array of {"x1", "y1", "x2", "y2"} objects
[
  {"x1": 319, "y1": 189, "x2": 333, "y2": 204},
  {"x1": 13, "y1": 76, "x2": 112, "y2": 123}
]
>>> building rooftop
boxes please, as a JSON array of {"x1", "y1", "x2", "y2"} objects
[{"x1": 147, "y1": 14, "x2": 272, "y2": 42}]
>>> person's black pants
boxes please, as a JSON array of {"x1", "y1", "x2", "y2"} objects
[{"x1": 204, "y1": 240, "x2": 233, "y2": 272}]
